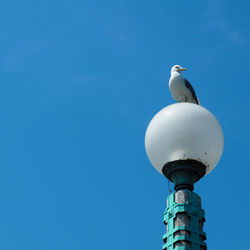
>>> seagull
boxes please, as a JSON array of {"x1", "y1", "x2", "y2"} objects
[{"x1": 169, "y1": 65, "x2": 199, "y2": 104}]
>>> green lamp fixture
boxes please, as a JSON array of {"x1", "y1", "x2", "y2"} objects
[{"x1": 145, "y1": 103, "x2": 224, "y2": 249}]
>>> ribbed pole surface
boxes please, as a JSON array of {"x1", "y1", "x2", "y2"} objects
[{"x1": 162, "y1": 190, "x2": 207, "y2": 250}]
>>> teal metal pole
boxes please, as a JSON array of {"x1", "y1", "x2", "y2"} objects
[{"x1": 162, "y1": 190, "x2": 207, "y2": 250}]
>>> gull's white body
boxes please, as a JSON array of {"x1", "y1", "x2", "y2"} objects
[{"x1": 169, "y1": 65, "x2": 199, "y2": 104}]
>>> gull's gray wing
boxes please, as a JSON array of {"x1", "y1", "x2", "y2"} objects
[{"x1": 184, "y1": 79, "x2": 199, "y2": 104}]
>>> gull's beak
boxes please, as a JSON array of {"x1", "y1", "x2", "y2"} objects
[{"x1": 181, "y1": 67, "x2": 186, "y2": 71}]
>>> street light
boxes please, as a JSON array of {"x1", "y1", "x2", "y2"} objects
[{"x1": 145, "y1": 103, "x2": 224, "y2": 249}]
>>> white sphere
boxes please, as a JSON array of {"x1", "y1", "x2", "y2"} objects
[{"x1": 145, "y1": 103, "x2": 224, "y2": 176}]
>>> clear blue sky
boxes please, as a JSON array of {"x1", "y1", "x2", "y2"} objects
[{"x1": 0, "y1": 1, "x2": 249, "y2": 249}]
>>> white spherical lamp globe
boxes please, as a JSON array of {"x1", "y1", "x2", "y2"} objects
[{"x1": 145, "y1": 103, "x2": 224, "y2": 177}]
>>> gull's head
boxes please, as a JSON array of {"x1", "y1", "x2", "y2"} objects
[{"x1": 171, "y1": 65, "x2": 186, "y2": 74}]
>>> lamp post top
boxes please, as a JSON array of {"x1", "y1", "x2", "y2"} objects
[{"x1": 145, "y1": 103, "x2": 224, "y2": 178}]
